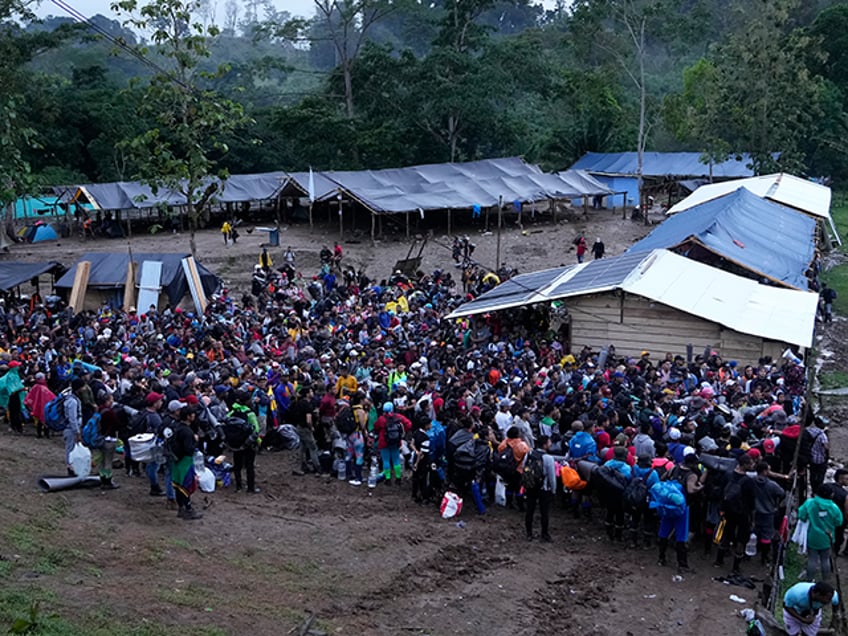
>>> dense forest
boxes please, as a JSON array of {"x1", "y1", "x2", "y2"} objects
[{"x1": 2, "y1": 0, "x2": 848, "y2": 207}]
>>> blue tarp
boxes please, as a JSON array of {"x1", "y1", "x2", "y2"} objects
[
  {"x1": 626, "y1": 188, "x2": 815, "y2": 289},
  {"x1": 570, "y1": 152, "x2": 758, "y2": 179}
]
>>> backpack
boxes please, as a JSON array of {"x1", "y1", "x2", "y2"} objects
[
  {"x1": 595, "y1": 463, "x2": 628, "y2": 495},
  {"x1": 721, "y1": 473, "x2": 747, "y2": 515},
  {"x1": 127, "y1": 410, "x2": 149, "y2": 437},
  {"x1": 81, "y1": 412, "x2": 104, "y2": 449},
  {"x1": 521, "y1": 450, "x2": 546, "y2": 491},
  {"x1": 799, "y1": 428, "x2": 823, "y2": 465},
  {"x1": 561, "y1": 464, "x2": 588, "y2": 491},
  {"x1": 649, "y1": 480, "x2": 687, "y2": 518},
  {"x1": 335, "y1": 406, "x2": 356, "y2": 436},
  {"x1": 221, "y1": 414, "x2": 257, "y2": 451},
  {"x1": 623, "y1": 470, "x2": 650, "y2": 512},
  {"x1": 493, "y1": 445, "x2": 518, "y2": 478},
  {"x1": 43, "y1": 391, "x2": 70, "y2": 432},
  {"x1": 453, "y1": 436, "x2": 477, "y2": 471},
  {"x1": 384, "y1": 414, "x2": 404, "y2": 446}
]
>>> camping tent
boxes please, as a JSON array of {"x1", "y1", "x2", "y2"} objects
[
  {"x1": 55, "y1": 253, "x2": 219, "y2": 309},
  {"x1": 626, "y1": 188, "x2": 815, "y2": 289},
  {"x1": 18, "y1": 223, "x2": 58, "y2": 243}
]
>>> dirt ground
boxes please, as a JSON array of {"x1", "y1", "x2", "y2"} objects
[{"x1": 0, "y1": 207, "x2": 843, "y2": 635}]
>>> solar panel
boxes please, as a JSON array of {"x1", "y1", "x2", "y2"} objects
[{"x1": 546, "y1": 251, "x2": 649, "y2": 298}]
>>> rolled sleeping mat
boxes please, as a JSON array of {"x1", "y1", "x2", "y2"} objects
[
  {"x1": 576, "y1": 459, "x2": 600, "y2": 483},
  {"x1": 698, "y1": 454, "x2": 737, "y2": 473},
  {"x1": 37, "y1": 475, "x2": 102, "y2": 493}
]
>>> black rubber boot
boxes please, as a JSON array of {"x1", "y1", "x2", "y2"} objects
[
  {"x1": 732, "y1": 554, "x2": 742, "y2": 574},
  {"x1": 676, "y1": 542, "x2": 693, "y2": 573},
  {"x1": 657, "y1": 537, "x2": 668, "y2": 566},
  {"x1": 615, "y1": 525, "x2": 625, "y2": 542},
  {"x1": 642, "y1": 531, "x2": 653, "y2": 550},
  {"x1": 605, "y1": 522, "x2": 615, "y2": 541}
]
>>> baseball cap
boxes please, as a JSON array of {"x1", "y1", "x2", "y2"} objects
[{"x1": 146, "y1": 391, "x2": 164, "y2": 405}]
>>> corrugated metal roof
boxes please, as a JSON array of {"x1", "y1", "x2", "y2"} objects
[{"x1": 447, "y1": 249, "x2": 817, "y2": 348}]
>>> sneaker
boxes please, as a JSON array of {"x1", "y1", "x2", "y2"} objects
[
  {"x1": 291, "y1": 469, "x2": 305, "y2": 477},
  {"x1": 247, "y1": 488, "x2": 261, "y2": 494},
  {"x1": 149, "y1": 488, "x2": 165, "y2": 497},
  {"x1": 179, "y1": 508, "x2": 203, "y2": 521},
  {"x1": 348, "y1": 479, "x2": 362, "y2": 486}
]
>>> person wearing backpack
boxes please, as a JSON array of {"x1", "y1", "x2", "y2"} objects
[
  {"x1": 23, "y1": 372, "x2": 55, "y2": 439},
  {"x1": 600, "y1": 446, "x2": 632, "y2": 542},
  {"x1": 714, "y1": 453, "x2": 757, "y2": 573},
  {"x1": 229, "y1": 391, "x2": 262, "y2": 494},
  {"x1": 170, "y1": 404, "x2": 203, "y2": 520},
  {"x1": 523, "y1": 435, "x2": 555, "y2": 542},
  {"x1": 62, "y1": 378, "x2": 85, "y2": 476},
  {"x1": 497, "y1": 426, "x2": 530, "y2": 511},
  {"x1": 627, "y1": 454, "x2": 660, "y2": 548},
  {"x1": 91, "y1": 391, "x2": 120, "y2": 490},
  {"x1": 142, "y1": 391, "x2": 167, "y2": 497},
  {"x1": 343, "y1": 395, "x2": 367, "y2": 486},
  {"x1": 801, "y1": 418, "x2": 829, "y2": 495},
  {"x1": 373, "y1": 402, "x2": 411, "y2": 485}
]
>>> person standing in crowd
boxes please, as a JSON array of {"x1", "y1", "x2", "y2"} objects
[
  {"x1": 143, "y1": 391, "x2": 166, "y2": 497},
  {"x1": 524, "y1": 435, "x2": 556, "y2": 542},
  {"x1": 24, "y1": 372, "x2": 55, "y2": 439},
  {"x1": 373, "y1": 402, "x2": 412, "y2": 485},
  {"x1": 753, "y1": 460, "x2": 785, "y2": 566},
  {"x1": 498, "y1": 426, "x2": 530, "y2": 510},
  {"x1": 820, "y1": 283, "x2": 837, "y2": 323},
  {"x1": 63, "y1": 378, "x2": 85, "y2": 475},
  {"x1": 290, "y1": 385, "x2": 321, "y2": 476},
  {"x1": 799, "y1": 486, "x2": 844, "y2": 583},
  {"x1": 715, "y1": 454, "x2": 757, "y2": 573},
  {"x1": 229, "y1": 391, "x2": 261, "y2": 494},
  {"x1": 821, "y1": 469, "x2": 848, "y2": 556},
  {"x1": 92, "y1": 392, "x2": 121, "y2": 490},
  {"x1": 171, "y1": 404, "x2": 203, "y2": 520}
]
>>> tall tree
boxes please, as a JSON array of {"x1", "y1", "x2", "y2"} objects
[{"x1": 112, "y1": 0, "x2": 252, "y2": 255}]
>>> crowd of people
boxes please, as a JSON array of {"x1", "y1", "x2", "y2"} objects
[{"x1": 0, "y1": 239, "x2": 843, "y2": 629}]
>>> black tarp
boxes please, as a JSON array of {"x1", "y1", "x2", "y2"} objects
[
  {"x1": 0, "y1": 261, "x2": 63, "y2": 292},
  {"x1": 54, "y1": 253, "x2": 219, "y2": 306}
]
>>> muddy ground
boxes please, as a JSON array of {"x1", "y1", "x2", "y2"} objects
[{"x1": 0, "y1": 207, "x2": 845, "y2": 635}]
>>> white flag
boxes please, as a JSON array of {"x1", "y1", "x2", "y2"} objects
[{"x1": 308, "y1": 167, "x2": 315, "y2": 203}]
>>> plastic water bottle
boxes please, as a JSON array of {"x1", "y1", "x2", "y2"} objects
[
  {"x1": 745, "y1": 532, "x2": 758, "y2": 557},
  {"x1": 336, "y1": 458, "x2": 346, "y2": 481},
  {"x1": 367, "y1": 457, "x2": 379, "y2": 489}
]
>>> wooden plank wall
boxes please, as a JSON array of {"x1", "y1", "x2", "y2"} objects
[{"x1": 567, "y1": 292, "x2": 797, "y2": 365}]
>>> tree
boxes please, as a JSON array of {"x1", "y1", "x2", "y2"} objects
[{"x1": 112, "y1": 0, "x2": 253, "y2": 255}]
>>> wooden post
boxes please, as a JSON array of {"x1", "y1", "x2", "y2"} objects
[
  {"x1": 338, "y1": 199, "x2": 343, "y2": 241},
  {"x1": 405, "y1": 211, "x2": 410, "y2": 240},
  {"x1": 447, "y1": 208, "x2": 452, "y2": 237},
  {"x1": 274, "y1": 196, "x2": 281, "y2": 226},
  {"x1": 370, "y1": 211, "x2": 375, "y2": 246},
  {"x1": 309, "y1": 202, "x2": 314, "y2": 231},
  {"x1": 485, "y1": 207, "x2": 490, "y2": 232},
  {"x1": 622, "y1": 193, "x2": 627, "y2": 220},
  {"x1": 123, "y1": 260, "x2": 137, "y2": 311},
  {"x1": 378, "y1": 214, "x2": 382, "y2": 239},
  {"x1": 582, "y1": 198, "x2": 588, "y2": 219},
  {"x1": 69, "y1": 260, "x2": 91, "y2": 314}
]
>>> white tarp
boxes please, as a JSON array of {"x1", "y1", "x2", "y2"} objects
[
  {"x1": 447, "y1": 249, "x2": 817, "y2": 348},
  {"x1": 666, "y1": 174, "x2": 839, "y2": 244}
]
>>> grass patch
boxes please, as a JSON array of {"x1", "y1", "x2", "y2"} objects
[
  {"x1": 156, "y1": 583, "x2": 212, "y2": 610},
  {"x1": 824, "y1": 194, "x2": 848, "y2": 315},
  {"x1": 819, "y1": 370, "x2": 848, "y2": 390}
]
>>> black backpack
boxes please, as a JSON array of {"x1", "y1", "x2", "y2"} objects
[
  {"x1": 453, "y1": 436, "x2": 476, "y2": 471},
  {"x1": 721, "y1": 473, "x2": 747, "y2": 515},
  {"x1": 127, "y1": 410, "x2": 149, "y2": 437},
  {"x1": 493, "y1": 445, "x2": 518, "y2": 478},
  {"x1": 384, "y1": 414, "x2": 404, "y2": 446},
  {"x1": 221, "y1": 414, "x2": 256, "y2": 451},
  {"x1": 521, "y1": 450, "x2": 546, "y2": 491},
  {"x1": 336, "y1": 406, "x2": 356, "y2": 436},
  {"x1": 798, "y1": 428, "x2": 823, "y2": 465},
  {"x1": 623, "y1": 470, "x2": 651, "y2": 511}
]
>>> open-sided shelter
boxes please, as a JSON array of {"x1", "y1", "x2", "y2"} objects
[
  {"x1": 55, "y1": 252, "x2": 219, "y2": 311},
  {"x1": 447, "y1": 249, "x2": 817, "y2": 363}
]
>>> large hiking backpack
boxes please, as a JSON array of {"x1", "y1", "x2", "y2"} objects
[
  {"x1": 594, "y1": 463, "x2": 629, "y2": 497},
  {"x1": 521, "y1": 450, "x2": 546, "y2": 491},
  {"x1": 721, "y1": 473, "x2": 748, "y2": 515},
  {"x1": 221, "y1": 414, "x2": 257, "y2": 451},
  {"x1": 493, "y1": 445, "x2": 518, "y2": 479},
  {"x1": 384, "y1": 414, "x2": 404, "y2": 446},
  {"x1": 81, "y1": 412, "x2": 104, "y2": 449},
  {"x1": 623, "y1": 471, "x2": 650, "y2": 512},
  {"x1": 335, "y1": 406, "x2": 356, "y2": 436},
  {"x1": 798, "y1": 428, "x2": 823, "y2": 466},
  {"x1": 452, "y1": 436, "x2": 477, "y2": 471},
  {"x1": 43, "y1": 391, "x2": 70, "y2": 432},
  {"x1": 126, "y1": 410, "x2": 150, "y2": 438},
  {"x1": 649, "y1": 480, "x2": 687, "y2": 518}
]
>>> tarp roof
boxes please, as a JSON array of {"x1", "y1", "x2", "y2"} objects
[
  {"x1": 665, "y1": 173, "x2": 839, "y2": 245},
  {"x1": 286, "y1": 158, "x2": 612, "y2": 214},
  {"x1": 58, "y1": 173, "x2": 287, "y2": 211},
  {"x1": 447, "y1": 250, "x2": 817, "y2": 348},
  {"x1": 0, "y1": 261, "x2": 62, "y2": 292},
  {"x1": 55, "y1": 253, "x2": 219, "y2": 306},
  {"x1": 626, "y1": 188, "x2": 815, "y2": 289},
  {"x1": 569, "y1": 152, "x2": 758, "y2": 179}
]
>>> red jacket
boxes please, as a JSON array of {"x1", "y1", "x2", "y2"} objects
[
  {"x1": 374, "y1": 412, "x2": 412, "y2": 449},
  {"x1": 24, "y1": 380, "x2": 56, "y2": 422}
]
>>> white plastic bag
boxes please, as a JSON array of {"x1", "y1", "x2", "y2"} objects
[
  {"x1": 129, "y1": 433, "x2": 156, "y2": 463},
  {"x1": 440, "y1": 491, "x2": 463, "y2": 519},
  {"x1": 197, "y1": 466, "x2": 216, "y2": 493},
  {"x1": 69, "y1": 442, "x2": 91, "y2": 477},
  {"x1": 791, "y1": 519, "x2": 809, "y2": 555},
  {"x1": 495, "y1": 475, "x2": 507, "y2": 507}
]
